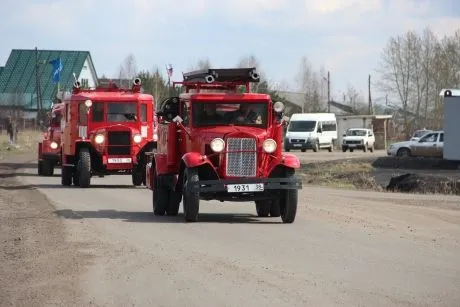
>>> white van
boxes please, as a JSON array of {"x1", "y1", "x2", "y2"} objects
[{"x1": 284, "y1": 113, "x2": 337, "y2": 152}]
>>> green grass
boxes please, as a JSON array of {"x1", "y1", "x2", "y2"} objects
[{"x1": 0, "y1": 130, "x2": 42, "y2": 160}]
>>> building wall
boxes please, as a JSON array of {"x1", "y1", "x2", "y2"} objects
[{"x1": 77, "y1": 57, "x2": 97, "y2": 88}]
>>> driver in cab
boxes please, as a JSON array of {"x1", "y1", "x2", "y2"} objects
[
  {"x1": 198, "y1": 104, "x2": 223, "y2": 124},
  {"x1": 228, "y1": 104, "x2": 262, "y2": 124}
]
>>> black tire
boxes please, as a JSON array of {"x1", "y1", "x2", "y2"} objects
[
  {"x1": 38, "y1": 160, "x2": 43, "y2": 175},
  {"x1": 301, "y1": 148, "x2": 306, "y2": 153},
  {"x1": 61, "y1": 166, "x2": 72, "y2": 186},
  {"x1": 269, "y1": 200, "x2": 281, "y2": 217},
  {"x1": 363, "y1": 144, "x2": 367, "y2": 152},
  {"x1": 312, "y1": 141, "x2": 319, "y2": 152},
  {"x1": 41, "y1": 159, "x2": 54, "y2": 176},
  {"x1": 280, "y1": 170, "x2": 298, "y2": 223},
  {"x1": 151, "y1": 168, "x2": 170, "y2": 216},
  {"x1": 77, "y1": 148, "x2": 91, "y2": 188},
  {"x1": 166, "y1": 190, "x2": 181, "y2": 216},
  {"x1": 397, "y1": 147, "x2": 410, "y2": 157},
  {"x1": 342, "y1": 147, "x2": 347, "y2": 152},
  {"x1": 255, "y1": 200, "x2": 270, "y2": 217},
  {"x1": 350, "y1": 148, "x2": 354, "y2": 152},
  {"x1": 132, "y1": 164, "x2": 143, "y2": 186},
  {"x1": 369, "y1": 143, "x2": 374, "y2": 153},
  {"x1": 182, "y1": 167, "x2": 200, "y2": 222}
]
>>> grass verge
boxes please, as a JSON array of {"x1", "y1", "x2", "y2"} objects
[
  {"x1": 299, "y1": 159, "x2": 382, "y2": 191},
  {"x1": 0, "y1": 130, "x2": 42, "y2": 160}
]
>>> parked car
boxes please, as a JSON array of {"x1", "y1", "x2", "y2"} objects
[
  {"x1": 341, "y1": 128, "x2": 375, "y2": 152},
  {"x1": 387, "y1": 130, "x2": 444, "y2": 157},
  {"x1": 410, "y1": 129, "x2": 433, "y2": 141}
]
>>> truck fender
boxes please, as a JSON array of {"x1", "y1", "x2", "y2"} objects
[
  {"x1": 282, "y1": 153, "x2": 301, "y2": 169},
  {"x1": 267, "y1": 153, "x2": 301, "y2": 175},
  {"x1": 182, "y1": 152, "x2": 214, "y2": 169}
]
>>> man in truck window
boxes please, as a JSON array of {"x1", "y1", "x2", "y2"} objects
[{"x1": 198, "y1": 103, "x2": 223, "y2": 123}]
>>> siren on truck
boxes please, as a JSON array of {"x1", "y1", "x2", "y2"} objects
[{"x1": 133, "y1": 78, "x2": 142, "y2": 86}]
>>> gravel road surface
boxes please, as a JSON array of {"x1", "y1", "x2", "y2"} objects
[{"x1": 8, "y1": 162, "x2": 459, "y2": 307}]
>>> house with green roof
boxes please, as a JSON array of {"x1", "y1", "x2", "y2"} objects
[{"x1": 0, "y1": 49, "x2": 98, "y2": 117}]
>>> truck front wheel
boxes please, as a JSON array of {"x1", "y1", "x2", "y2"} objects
[
  {"x1": 77, "y1": 148, "x2": 91, "y2": 188},
  {"x1": 152, "y1": 168, "x2": 169, "y2": 216},
  {"x1": 280, "y1": 170, "x2": 298, "y2": 223},
  {"x1": 182, "y1": 167, "x2": 199, "y2": 222}
]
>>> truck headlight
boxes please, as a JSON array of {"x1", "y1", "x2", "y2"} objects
[
  {"x1": 50, "y1": 142, "x2": 58, "y2": 149},
  {"x1": 133, "y1": 134, "x2": 142, "y2": 143},
  {"x1": 94, "y1": 134, "x2": 104, "y2": 144},
  {"x1": 273, "y1": 101, "x2": 285, "y2": 113},
  {"x1": 263, "y1": 139, "x2": 277, "y2": 153},
  {"x1": 210, "y1": 138, "x2": 225, "y2": 152}
]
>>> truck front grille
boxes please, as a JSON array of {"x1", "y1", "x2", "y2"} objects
[
  {"x1": 345, "y1": 140, "x2": 361, "y2": 145},
  {"x1": 107, "y1": 131, "x2": 131, "y2": 155},
  {"x1": 225, "y1": 138, "x2": 256, "y2": 177}
]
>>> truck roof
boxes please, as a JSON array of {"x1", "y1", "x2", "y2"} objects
[
  {"x1": 179, "y1": 92, "x2": 271, "y2": 101},
  {"x1": 290, "y1": 113, "x2": 336, "y2": 121},
  {"x1": 64, "y1": 91, "x2": 153, "y2": 102}
]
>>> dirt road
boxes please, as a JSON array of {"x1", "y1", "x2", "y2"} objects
[{"x1": 0, "y1": 161, "x2": 457, "y2": 306}]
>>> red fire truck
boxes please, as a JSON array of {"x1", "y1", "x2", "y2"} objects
[
  {"x1": 60, "y1": 78, "x2": 156, "y2": 188},
  {"x1": 37, "y1": 102, "x2": 64, "y2": 176},
  {"x1": 145, "y1": 68, "x2": 302, "y2": 223}
]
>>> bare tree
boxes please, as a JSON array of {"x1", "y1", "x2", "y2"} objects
[
  {"x1": 295, "y1": 56, "x2": 325, "y2": 112},
  {"x1": 117, "y1": 53, "x2": 138, "y2": 88},
  {"x1": 376, "y1": 26, "x2": 460, "y2": 134}
]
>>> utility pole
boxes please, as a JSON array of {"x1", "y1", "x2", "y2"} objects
[
  {"x1": 368, "y1": 74, "x2": 373, "y2": 115},
  {"x1": 327, "y1": 71, "x2": 330, "y2": 113}
]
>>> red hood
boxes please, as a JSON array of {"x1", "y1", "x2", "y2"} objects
[{"x1": 191, "y1": 126, "x2": 268, "y2": 142}]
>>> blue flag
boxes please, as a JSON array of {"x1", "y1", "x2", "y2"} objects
[{"x1": 49, "y1": 58, "x2": 63, "y2": 83}]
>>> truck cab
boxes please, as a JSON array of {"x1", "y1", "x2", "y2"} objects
[
  {"x1": 145, "y1": 68, "x2": 302, "y2": 223},
  {"x1": 37, "y1": 102, "x2": 64, "y2": 176},
  {"x1": 60, "y1": 78, "x2": 156, "y2": 188}
]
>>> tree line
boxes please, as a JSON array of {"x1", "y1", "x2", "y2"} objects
[
  {"x1": 376, "y1": 27, "x2": 460, "y2": 135},
  {"x1": 114, "y1": 26, "x2": 459, "y2": 132}
]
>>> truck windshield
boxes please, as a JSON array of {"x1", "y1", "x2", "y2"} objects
[
  {"x1": 192, "y1": 102, "x2": 268, "y2": 127},
  {"x1": 288, "y1": 120, "x2": 316, "y2": 132},
  {"x1": 346, "y1": 129, "x2": 367, "y2": 136},
  {"x1": 107, "y1": 102, "x2": 138, "y2": 122}
]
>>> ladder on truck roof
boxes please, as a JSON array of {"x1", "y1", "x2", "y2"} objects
[{"x1": 175, "y1": 67, "x2": 261, "y2": 93}]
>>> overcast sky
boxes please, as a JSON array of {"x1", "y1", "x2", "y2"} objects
[{"x1": 1, "y1": 0, "x2": 459, "y2": 104}]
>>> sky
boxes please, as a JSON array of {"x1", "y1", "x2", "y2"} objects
[{"x1": 1, "y1": 0, "x2": 460, "y2": 105}]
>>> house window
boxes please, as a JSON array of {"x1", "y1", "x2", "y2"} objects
[{"x1": 81, "y1": 78, "x2": 89, "y2": 88}]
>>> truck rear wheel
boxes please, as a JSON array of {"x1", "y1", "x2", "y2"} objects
[
  {"x1": 182, "y1": 167, "x2": 199, "y2": 222},
  {"x1": 255, "y1": 201, "x2": 270, "y2": 217},
  {"x1": 152, "y1": 168, "x2": 169, "y2": 216},
  {"x1": 38, "y1": 160, "x2": 43, "y2": 175},
  {"x1": 77, "y1": 148, "x2": 91, "y2": 188},
  {"x1": 41, "y1": 159, "x2": 54, "y2": 176},
  {"x1": 166, "y1": 190, "x2": 181, "y2": 216},
  {"x1": 132, "y1": 164, "x2": 143, "y2": 186},
  {"x1": 61, "y1": 166, "x2": 72, "y2": 186},
  {"x1": 280, "y1": 170, "x2": 298, "y2": 223}
]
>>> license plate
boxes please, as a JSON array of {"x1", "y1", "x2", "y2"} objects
[
  {"x1": 293, "y1": 144, "x2": 302, "y2": 147},
  {"x1": 348, "y1": 144, "x2": 356, "y2": 148},
  {"x1": 227, "y1": 183, "x2": 264, "y2": 193},
  {"x1": 108, "y1": 158, "x2": 132, "y2": 163}
]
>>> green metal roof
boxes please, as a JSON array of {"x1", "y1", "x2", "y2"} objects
[
  {"x1": 0, "y1": 66, "x2": 4, "y2": 77},
  {"x1": 0, "y1": 49, "x2": 97, "y2": 110}
]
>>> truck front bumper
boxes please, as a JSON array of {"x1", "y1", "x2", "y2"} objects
[{"x1": 188, "y1": 177, "x2": 302, "y2": 193}]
